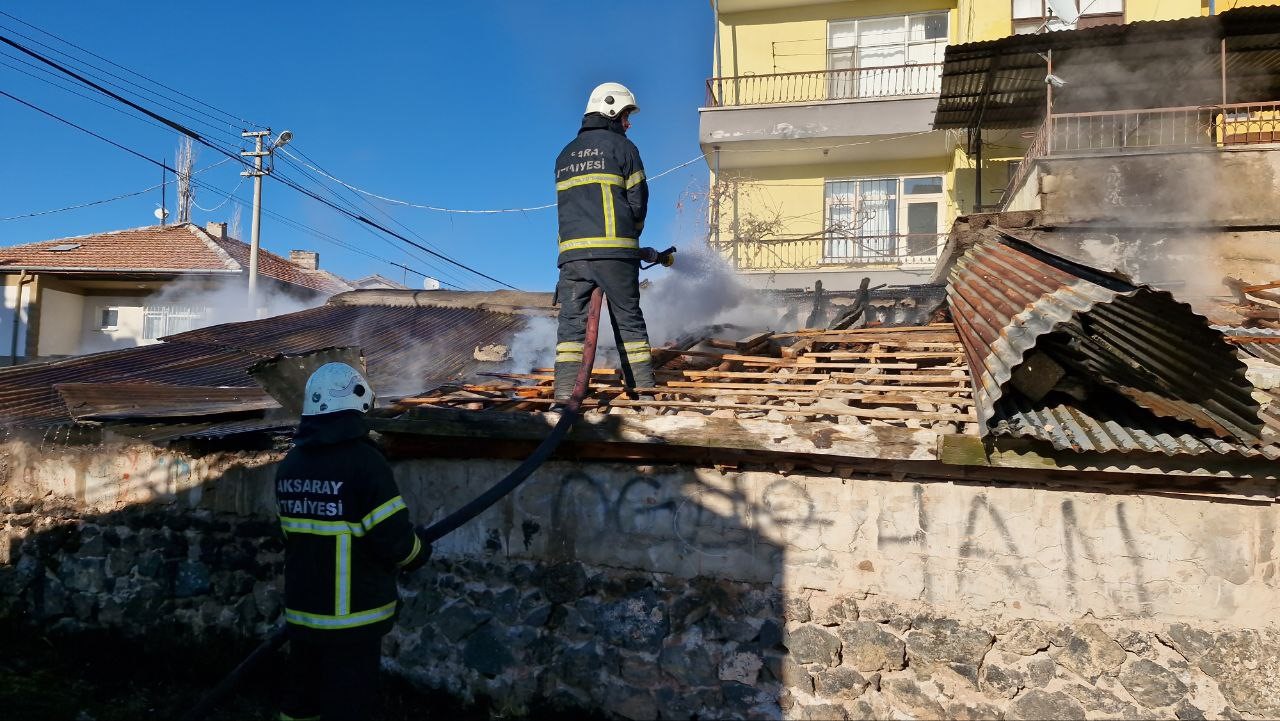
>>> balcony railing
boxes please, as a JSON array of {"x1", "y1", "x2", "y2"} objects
[
  {"x1": 999, "y1": 101, "x2": 1280, "y2": 209},
  {"x1": 705, "y1": 64, "x2": 943, "y2": 108},
  {"x1": 713, "y1": 233, "x2": 946, "y2": 271}
]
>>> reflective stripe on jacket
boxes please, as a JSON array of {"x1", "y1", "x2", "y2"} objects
[
  {"x1": 555, "y1": 114, "x2": 648, "y2": 266},
  {"x1": 274, "y1": 411, "x2": 421, "y2": 642}
]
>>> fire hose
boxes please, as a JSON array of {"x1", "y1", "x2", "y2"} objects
[{"x1": 185, "y1": 288, "x2": 606, "y2": 721}]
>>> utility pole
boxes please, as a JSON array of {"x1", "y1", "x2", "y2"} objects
[
  {"x1": 241, "y1": 128, "x2": 292, "y2": 309},
  {"x1": 242, "y1": 130, "x2": 270, "y2": 308}
]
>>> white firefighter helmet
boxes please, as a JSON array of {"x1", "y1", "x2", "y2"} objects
[
  {"x1": 585, "y1": 82, "x2": 639, "y2": 118},
  {"x1": 302, "y1": 362, "x2": 375, "y2": 416}
]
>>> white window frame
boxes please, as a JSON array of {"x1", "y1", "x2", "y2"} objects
[
  {"x1": 822, "y1": 174, "x2": 945, "y2": 265},
  {"x1": 98, "y1": 306, "x2": 120, "y2": 331},
  {"x1": 1012, "y1": 0, "x2": 1125, "y2": 34},
  {"x1": 826, "y1": 11, "x2": 948, "y2": 99},
  {"x1": 142, "y1": 304, "x2": 208, "y2": 340}
]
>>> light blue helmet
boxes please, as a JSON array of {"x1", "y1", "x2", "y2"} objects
[{"x1": 302, "y1": 362, "x2": 374, "y2": 416}]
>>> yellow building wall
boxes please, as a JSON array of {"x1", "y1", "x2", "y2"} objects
[
  {"x1": 709, "y1": 0, "x2": 1280, "y2": 273},
  {"x1": 715, "y1": 157, "x2": 962, "y2": 270},
  {"x1": 716, "y1": 1, "x2": 961, "y2": 79}
]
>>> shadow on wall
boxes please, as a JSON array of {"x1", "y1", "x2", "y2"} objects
[
  {"x1": 5, "y1": 430, "x2": 1280, "y2": 719},
  {"x1": 0, "y1": 434, "x2": 794, "y2": 719}
]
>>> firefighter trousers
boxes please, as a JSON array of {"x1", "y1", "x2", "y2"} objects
[
  {"x1": 279, "y1": 633, "x2": 382, "y2": 721},
  {"x1": 554, "y1": 259, "x2": 654, "y2": 399}
]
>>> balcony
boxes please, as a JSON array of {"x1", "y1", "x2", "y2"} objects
[
  {"x1": 1001, "y1": 101, "x2": 1280, "y2": 211},
  {"x1": 705, "y1": 64, "x2": 943, "y2": 108},
  {"x1": 712, "y1": 232, "x2": 946, "y2": 272}
]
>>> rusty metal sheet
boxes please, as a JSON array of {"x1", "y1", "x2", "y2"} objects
[
  {"x1": 56, "y1": 383, "x2": 278, "y2": 421},
  {"x1": 0, "y1": 302, "x2": 525, "y2": 429},
  {"x1": 948, "y1": 236, "x2": 1266, "y2": 454},
  {"x1": 990, "y1": 396, "x2": 1280, "y2": 460}
]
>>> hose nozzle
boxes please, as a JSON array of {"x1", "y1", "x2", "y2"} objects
[{"x1": 640, "y1": 246, "x2": 676, "y2": 269}]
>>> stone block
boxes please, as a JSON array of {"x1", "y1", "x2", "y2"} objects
[
  {"x1": 1006, "y1": 689, "x2": 1086, "y2": 721},
  {"x1": 252, "y1": 580, "x2": 281, "y2": 620},
  {"x1": 1000, "y1": 620, "x2": 1050, "y2": 656},
  {"x1": 434, "y1": 600, "x2": 492, "y2": 643},
  {"x1": 837, "y1": 622, "x2": 905, "y2": 672},
  {"x1": 906, "y1": 618, "x2": 994, "y2": 687},
  {"x1": 604, "y1": 688, "x2": 657, "y2": 721},
  {"x1": 812, "y1": 666, "x2": 869, "y2": 700},
  {"x1": 784, "y1": 624, "x2": 841, "y2": 667},
  {"x1": 720, "y1": 650, "x2": 765, "y2": 685},
  {"x1": 948, "y1": 700, "x2": 1006, "y2": 720},
  {"x1": 1061, "y1": 683, "x2": 1137, "y2": 717},
  {"x1": 173, "y1": 560, "x2": 211, "y2": 598},
  {"x1": 1052, "y1": 623, "x2": 1128, "y2": 682},
  {"x1": 535, "y1": 562, "x2": 587, "y2": 604},
  {"x1": 800, "y1": 703, "x2": 849, "y2": 720},
  {"x1": 598, "y1": 590, "x2": 668, "y2": 653},
  {"x1": 660, "y1": 632, "x2": 721, "y2": 686},
  {"x1": 883, "y1": 678, "x2": 946, "y2": 720},
  {"x1": 59, "y1": 556, "x2": 106, "y2": 593},
  {"x1": 462, "y1": 624, "x2": 514, "y2": 678},
  {"x1": 1193, "y1": 628, "x2": 1280, "y2": 717},
  {"x1": 1119, "y1": 658, "x2": 1188, "y2": 709}
]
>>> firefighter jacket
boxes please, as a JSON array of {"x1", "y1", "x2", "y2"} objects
[
  {"x1": 555, "y1": 113, "x2": 649, "y2": 266},
  {"x1": 274, "y1": 410, "x2": 425, "y2": 642}
]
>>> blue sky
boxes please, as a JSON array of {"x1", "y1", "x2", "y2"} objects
[{"x1": 0, "y1": 2, "x2": 714, "y2": 291}]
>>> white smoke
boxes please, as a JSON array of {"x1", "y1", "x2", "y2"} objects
[
  {"x1": 76, "y1": 276, "x2": 323, "y2": 355},
  {"x1": 639, "y1": 244, "x2": 779, "y2": 346},
  {"x1": 504, "y1": 315, "x2": 557, "y2": 375},
  {"x1": 500, "y1": 247, "x2": 781, "y2": 374}
]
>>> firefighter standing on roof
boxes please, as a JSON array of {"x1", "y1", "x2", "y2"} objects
[
  {"x1": 274, "y1": 362, "x2": 430, "y2": 721},
  {"x1": 553, "y1": 82, "x2": 657, "y2": 399}
]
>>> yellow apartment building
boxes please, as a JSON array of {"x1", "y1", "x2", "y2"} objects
[{"x1": 700, "y1": 0, "x2": 1269, "y2": 291}]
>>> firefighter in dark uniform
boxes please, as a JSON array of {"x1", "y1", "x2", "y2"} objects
[
  {"x1": 274, "y1": 362, "x2": 429, "y2": 721},
  {"x1": 553, "y1": 82, "x2": 659, "y2": 399}
]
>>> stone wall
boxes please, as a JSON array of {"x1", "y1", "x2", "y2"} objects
[{"x1": 3, "y1": 440, "x2": 1279, "y2": 719}]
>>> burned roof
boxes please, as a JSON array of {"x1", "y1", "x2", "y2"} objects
[
  {"x1": 948, "y1": 234, "x2": 1279, "y2": 458},
  {"x1": 934, "y1": 6, "x2": 1280, "y2": 129},
  {"x1": 0, "y1": 224, "x2": 350, "y2": 295},
  {"x1": 0, "y1": 294, "x2": 526, "y2": 431}
]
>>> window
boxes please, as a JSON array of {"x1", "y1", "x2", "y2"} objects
[
  {"x1": 827, "y1": 11, "x2": 947, "y2": 99},
  {"x1": 823, "y1": 176, "x2": 944, "y2": 263},
  {"x1": 98, "y1": 307, "x2": 119, "y2": 331},
  {"x1": 1013, "y1": 0, "x2": 1124, "y2": 34},
  {"x1": 142, "y1": 304, "x2": 208, "y2": 340}
]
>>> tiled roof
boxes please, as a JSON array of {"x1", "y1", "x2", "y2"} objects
[
  {"x1": 207, "y1": 230, "x2": 350, "y2": 295},
  {"x1": 0, "y1": 224, "x2": 238, "y2": 273},
  {"x1": 0, "y1": 224, "x2": 351, "y2": 295}
]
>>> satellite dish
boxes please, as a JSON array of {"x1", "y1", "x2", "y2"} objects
[{"x1": 153, "y1": 206, "x2": 169, "y2": 221}]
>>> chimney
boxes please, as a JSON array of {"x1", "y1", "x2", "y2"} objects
[
  {"x1": 205, "y1": 221, "x2": 227, "y2": 240},
  {"x1": 289, "y1": 250, "x2": 320, "y2": 271}
]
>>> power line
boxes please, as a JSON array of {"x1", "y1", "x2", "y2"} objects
[
  {"x1": 0, "y1": 35, "x2": 518, "y2": 290},
  {"x1": 272, "y1": 154, "x2": 477, "y2": 290},
  {"x1": 1, "y1": 156, "x2": 234, "y2": 221},
  {"x1": 279, "y1": 148, "x2": 708, "y2": 214},
  {"x1": 191, "y1": 177, "x2": 466, "y2": 291},
  {"x1": 270, "y1": 157, "x2": 477, "y2": 290},
  {"x1": 0, "y1": 16, "x2": 253, "y2": 144},
  {"x1": 0, "y1": 89, "x2": 463, "y2": 290},
  {"x1": 0, "y1": 9, "x2": 261, "y2": 130}
]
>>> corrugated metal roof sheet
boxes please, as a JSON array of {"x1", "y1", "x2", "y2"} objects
[
  {"x1": 935, "y1": 6, "x2": 1280, "y2": 129},
  {"x1": 949, "y1": 236, "x2": 1269, "y2": 454},
  {"x1": 1216, "y1": 325, "x2": 1280, "y2": 366},
  {"x1": 0, "y1": 301, "x2": 525, "y2": 429},
  {"x1": 57, "y1": 383, "x2": 278, "y2": 421},
  {"x1": 990, "y1": 395, "x2": 1280, "y2": 460}
]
